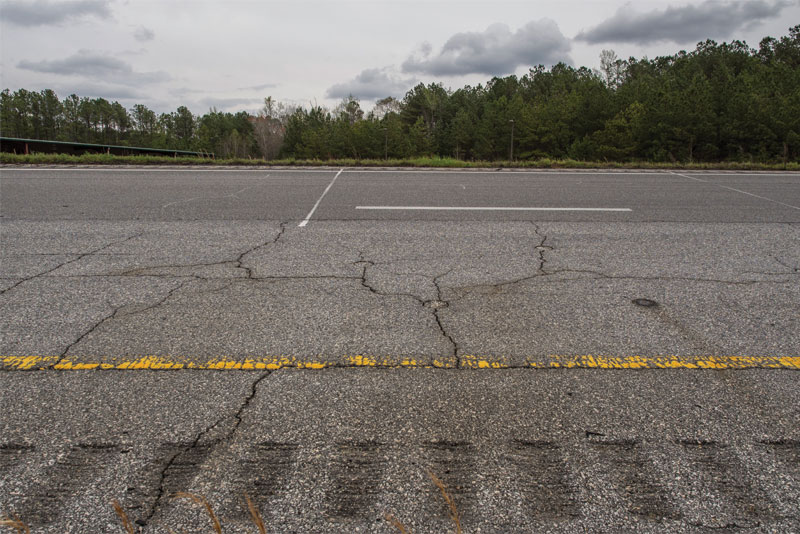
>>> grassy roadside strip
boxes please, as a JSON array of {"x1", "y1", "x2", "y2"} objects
[{"x1": 2, "y1": 152, "x2": 799, "y2": 171}]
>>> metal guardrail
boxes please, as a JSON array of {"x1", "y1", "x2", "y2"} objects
[{"x1": 0, "y1": 137, "x2": 214, "y2": 158}]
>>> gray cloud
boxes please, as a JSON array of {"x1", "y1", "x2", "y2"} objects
[
  {"x1": 45, "y1": 81, "x2": 142, "y2": 100},
  {"x1": 237, "y1": 83, "x2": 277, "y2": 91},
  {"x1": 575, "y1": 0, "x2": 792, "y2": 45},
  {"x1": 326, "y1": 68, "x2": 414, "y2": 100},
  {"x1": 1, "y1": 0, "x2": 111, "y2": 26},
  {"x1": 133, "y1": 25, "x2": 155, "y2": 42},
  {"x1": 17, "y1": 50, "x2": 170, "y2": 84},
  {"x1": 401, "y1": 20, "x2": 572, "y2": 76}
]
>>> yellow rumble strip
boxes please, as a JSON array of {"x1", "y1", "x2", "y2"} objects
[{"x1": 1, "y1": 355, "x2": 798, "y2": 371}]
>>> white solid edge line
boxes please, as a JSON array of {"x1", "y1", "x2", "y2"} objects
[
  {"x1": 298, "y1": 168, "x2": 344, "y2": 227},
  {"x1": 683, "y1": 172, "x2": 799, "y2": 176},
  {"x1": 355, "y1": 206, "x2": 632, "y2": 212},
  {"x1": 672, "y1": 172, "x2": 800, "y2": 210},
  {"x1": 671, "y1": 171, "x2": 707, "y2": 182},
  {"x1": 0, "y1": 167, "x2": 338, "y2": 173}
]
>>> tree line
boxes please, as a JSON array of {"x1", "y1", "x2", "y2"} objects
[{"x1": 2, "y1": 26, "x2": 798, "y2": 163}]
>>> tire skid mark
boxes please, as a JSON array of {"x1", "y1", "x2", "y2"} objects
[
  {"x1": 758, "y1": 439, "x2": 800, "y2": 517},
  {"x1": 422, "y1": 441, "x2": 477, "y2": 519},
  {"x1": 124, "y1": 441, "x2": 216, "y2": 524},
  {"x1": 0, "y1": 443, "x2": 34, "y2": 477},
  {"x1": 224, "y1": 442, "x2": 299, "y2": 519},
  {"x1": 678, "y1": 440, "x2": 773, "y2": 523},
  {"x1": 760, "y1": 439, "x2": 800, "y2": 477},
  {"x1": 590, "y1": 439, "x2": 681, "y2": 521},
  {"x1": 12, "y1": 443, "x2": 119, "y2": 526},
  {"x1": 508, "y1": 440, "x2": 580, "y2": 520},
  {"x1": 324, "y1": 441, "x2": 387, "y2": 519}
]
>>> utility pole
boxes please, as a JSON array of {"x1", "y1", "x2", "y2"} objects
[
  {"x1": 382, "y1": 127, "x2": 388, "y2": 161},
  {"x1": 509, "y1": 119, "x2": 515, "y2": 162}
]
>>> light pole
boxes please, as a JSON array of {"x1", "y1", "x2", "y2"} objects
[
  {"x1": 382, "y1": 127, "x2": 388, "y2": 161},
  {"x1": 509, "y1": 119, "x2": 515, "y2": 162}
]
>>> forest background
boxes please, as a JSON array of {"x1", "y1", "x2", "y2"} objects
[{"x1": 2, "y1": 26, "x2": 798, "y2": 164}]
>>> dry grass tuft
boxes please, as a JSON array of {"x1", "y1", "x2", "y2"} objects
[
  {"x1": 244, "y1": 494, "x2": 266, "y2": 534},
  {"x1": 427, "y1": 470, "x2": 462, "y2": 534},
  {"x1": 111, "y1": 500, "x2": 135, "y2": 534},
  {"x1": 172, "y1": 492, "x2": 222, "y2": 534},
  {"x1": 384, "y1": 512, "x2": 412, "y2": 533},
  {"x1": 0, "y1": 516, "x2": 30, "y2": 534}
]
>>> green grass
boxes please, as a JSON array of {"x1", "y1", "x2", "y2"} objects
[{"x1": 2, "y1": 152, "x2": 798, "y2": 170}]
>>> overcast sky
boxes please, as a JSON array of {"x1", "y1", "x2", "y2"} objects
[{"x1": 1, "y1": 0, "x2": 798, "y2": 114}]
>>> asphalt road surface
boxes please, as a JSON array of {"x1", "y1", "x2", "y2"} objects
[{"x1": 1, "y1": 166, "x2": 798, "y2": 533}]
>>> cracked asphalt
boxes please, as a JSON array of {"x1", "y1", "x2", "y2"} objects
[{"x1": 1, "y1": 166, "x2": 799, "y2": 533}]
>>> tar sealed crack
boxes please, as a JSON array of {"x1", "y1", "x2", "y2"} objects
[
  {"x1": 142, "y1": 370, "x2": 273, "y2": 524},
  {"x1": 355, "y1": 254, "x2": 459, "y2": 363},
  {"x1": 114, "y1": 222, "x2": 288, "y2": 280},
  {"x1": 431, "y1": 271, "x2": 459, "y2": 364},
  {"x1": 532, "y1": 223, "x2": 551, "y2": 273},
  {"x1": 234, "y1": 221, "x2": 288, "y2": 279}
]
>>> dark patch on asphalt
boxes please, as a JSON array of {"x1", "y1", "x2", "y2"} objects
[
  {"x1": 633, "y1": 298, "x2": 659, "y2": 307},
  {"x1": 0, "y1": 443, "x2": 35, "y2": 476},
  {"x1": 14, "y1": 443, "x2": 119, "y2": 526},
  {"x1": 678, "y1": 439, "x2": 773, "y2": 524},
  {"x1": 507, "y1": 440, "x2": 580, "y2": 520},
  {"x1": 324, "y1": 441, "x2": 386, "y2": 519},
  {"x1": 590, "y1": 439, "x2": 681, "y2": 521},
  {"x1": 760, "y1": 439, "x2": 800, "y2": 480},
  {"x1": 224, "y1": 442, "x2": 299, "y2": 519},
  {"x1": 124, "y1": 442, "x2": 216, "y2": 525},
  {"x1": 422, "y1": 441, "x2": 477, "y2": 519}
]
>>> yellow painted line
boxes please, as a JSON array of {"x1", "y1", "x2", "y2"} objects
[
  {"x1": 526, "y1": 355, "x2": 800, "y2": 369},
  {"x1": 2, "y1": 355, "x2": 798, "y2": 371}
]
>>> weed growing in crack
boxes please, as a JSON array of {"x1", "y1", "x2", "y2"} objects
[
  {"x1": 384, "y1": 469, "x2": 462, "y2": 534},
  {"x1": 112, "y1": 493, "x2": 267, "y2": 534},
  {"x1": 428, "y1": 469, "x2": 462, "y2": 534},
  {"x1": 99, "y1": 470, "x2": 460, "y2": 533},
  {"x1": 384, "y1": 512, "x2": 412, "y2": 533},
  {"x1": 112, "y1": 500, "x2": 135, "y2": 534},
  {"x1": 0, "y1": 516, "x2": 30, "y2": 534},
  {"x1": 172, "y1": 493, "x2": 222, "y2": 534},
  {"x1": 245, "y1": 494, "x2": 267, "y2": 534}
]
